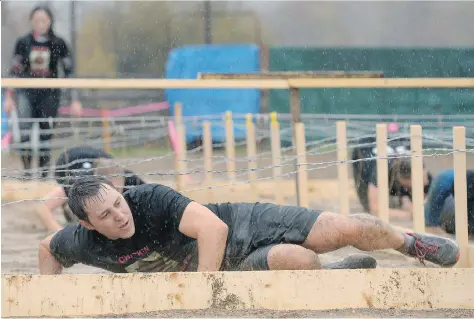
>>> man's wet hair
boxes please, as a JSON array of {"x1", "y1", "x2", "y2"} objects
[{"x1": 68, "y1": 175, "x2": 115, "y2": 221}]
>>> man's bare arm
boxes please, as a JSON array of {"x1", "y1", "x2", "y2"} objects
[
  {"x1": 38, "y1": 233, "x2": 63, "y2": 275},
  {"x1": 178, "y1": 202, "x2": 228, "y2": 272},
  {"x1": 36, "y1": 186, "x2": 67, "y2": 233}
]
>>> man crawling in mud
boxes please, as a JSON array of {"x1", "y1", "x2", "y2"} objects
[{"x1": 38, "y1": 175, "x2": 460, "y2": 274}]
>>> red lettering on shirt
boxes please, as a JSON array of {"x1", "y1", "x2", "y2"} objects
[{"x1": 118, "y1": 246, "x2": 150, "y2": 264}]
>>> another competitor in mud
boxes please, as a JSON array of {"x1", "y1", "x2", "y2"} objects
[
  {"x1": 351, "y1": 136, "x2": 433, "y2": 219},
  {"x1": 38, "y1": 175, "x2": 460, "y2": 275},
  {"x1": 35, "y1": 146, "x2": 146, "y2": 232},
  {"x1": 423, "y1": 169, "x2": 474, "y2": 235}
]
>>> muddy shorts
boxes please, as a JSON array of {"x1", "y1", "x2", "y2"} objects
[{"x1": 210, "y1": 203, "x2": 323, "y2": 271}]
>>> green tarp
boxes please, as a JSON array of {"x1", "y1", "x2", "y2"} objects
[{"x1": 268, "y1": 48, "x2": 474, "y2": 115}]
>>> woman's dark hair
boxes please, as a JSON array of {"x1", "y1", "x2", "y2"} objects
[{"x1": 30, "y1": 4, "x2": 55, "y2": 36}]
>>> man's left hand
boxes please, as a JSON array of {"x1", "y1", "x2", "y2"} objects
[{"x1": 178, "y1": 202, "x2": 228, "y2": 272}]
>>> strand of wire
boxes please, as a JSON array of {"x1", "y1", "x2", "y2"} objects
[
  {"x1": 2, "y1": 130, "x2": 471, "y2": 177},
  {"x1": 3, "y1": 148, "x2": 468, "y2": 207},
  {"x1": 2, "y1": 148, "x2": 471, "y2": 193},
  {"x1": 0, "y1": 130, "x2": 405, "y2": 174},
  {"x1": 1, "y1": 137, "x2": 467, "y2": 182}
]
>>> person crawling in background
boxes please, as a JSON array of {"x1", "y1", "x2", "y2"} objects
[
  {"x1": 35, "y1": 146, "x2": 146, "y2": 232},
  {"x1": 423, "y1": 169, "x2": 474, "y2": 235},
  {"x1": 38, "y1": 175, "x2": 459, "y2": 275},
  {"x1": 351, "y1": 136, "x2": 433, "y2": 219}
]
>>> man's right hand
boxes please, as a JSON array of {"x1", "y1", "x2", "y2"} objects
[{"x1": 4, "y1": 95, "x2": 16, "y2": 114}]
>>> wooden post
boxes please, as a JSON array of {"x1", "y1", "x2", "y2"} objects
[
  {"x1": 376, "y1": 123, "x2": 389, "y2": 223},
  {"x1": 225, "y1": 111, "x2": 236, "y2": 181},
  {"x1": 290, "y1": 87, "x2": 302, "y2": 205},
  {"x1": 410, "y1": 125, "x2": 425, "y2": 233},
  {"x1": 336, "y1": 121, "x2": 349, "y2": 215},
  {"x1": 174, "y1": 102, "x2": 186, "y2": 190},
  {"x1": 270, "y1": 112, "x2": 284, "y2": 205},
  {"x1": 246, "y1": 114, "x2": 258, "y2": 202},
  {"x1": 295, "y1": 122, "x2": 308, "y2": 208},
  {"x1": 101, "y1": 108, "x2": 111, "y2": 153},
  {"x1": 453, "y1": 126, "x2": 469, "y2": 268},
  {"x1": 290, "y1": 88, "x2": 301, "y2": 124},
  {"x1": 290, "y1": 87, "x2": 301, "y2": 148},
  {"x1": 202, "y1": 121, "x2": 213, "y2": 203},
  {"x1": 174, "y1": 102, "x2": 183, "y2": 126},
  {"x1": 176, "y1": 124, "x2": 187, "y2": 191}
]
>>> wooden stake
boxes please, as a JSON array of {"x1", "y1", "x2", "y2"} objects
[
  {"x1": 225, "y1": 111, "x2": 236, "y2": 181},
  {"x1": 246, "y1": 114, "x2": 258, "y2": 202},
  {"x1": 453, "y1": 126, "x2": 469, "y2": 268},
  {"x1": 202, "y1": 121, "x2": 213, "y2": 203},
  {"x1": 295, "y1": 122, "x2": 308, "y2": 208},
  {"x1": 270, "y1": 112, "x2": 284, "y2": 205},
  {"x1": 410, "y1": 125, "x2": 425, "y2": 233},
  {"x1": 376, "y1": 123, "x2": 389, "y2": 223},
  {"x1": 337, "y1": 121, "x2": 349, "y2": 215}
]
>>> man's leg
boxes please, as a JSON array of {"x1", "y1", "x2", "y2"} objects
[
  {"x1": 237, "y1": 244, "x2": 377, "y2": 271},
  {"x1": 301, "y1": 212, "x2": 460, "y2": 267},
  {"x1": 16, "y1": 93, "x2": 34, "y2": 176},
  {"x1": 37, "y1": 92, "x2": 60, "y2": 178}
]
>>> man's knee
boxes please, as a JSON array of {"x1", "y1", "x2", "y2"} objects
[
  {"x1": 346, "y1": 213, "x2": 389, "y2": 241},
  {"x1": 267, "y1": 244, "x2": 321, "y2": 270}
]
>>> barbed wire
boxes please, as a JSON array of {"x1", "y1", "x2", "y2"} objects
[
  {"x1": 0, "y1": 131, "x2": 413, "y2": 178},
  {"x1": 4, "y1": 124, "x2": 472, "y2": 160},
  {"x1": 0, "y1": 130, "x2": 431, "y2": 175},
  {"x1": 2, "y1": 131, "x2": 472, "y2": 182},
  {"x1": 2, "y1": 149, "x2": 472, "y2": 207},
  {"x1": 2, "y1": 129, "x2": 369, "y2": 174},
  {"x1": 3, "y1": 115, "x2": 473, "y2": 196}
]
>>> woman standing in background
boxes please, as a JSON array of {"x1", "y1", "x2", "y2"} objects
[{"x1": 3, "y1": 5, "x2": 82, "y2": 178}]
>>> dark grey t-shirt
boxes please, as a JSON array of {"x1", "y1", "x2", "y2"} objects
[{"x1": 50, "y1": 184, "x2": 195, "y2": 273}]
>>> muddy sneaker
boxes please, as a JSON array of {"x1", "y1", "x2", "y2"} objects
[
  {"x1": 323, "y1": 254, "x2": 377, "y2": 270},
  {"x1": 406, "y1": 233, "x2": 460, "y2": 267}
]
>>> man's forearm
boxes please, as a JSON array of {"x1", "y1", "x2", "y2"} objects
[
  {"x1": 36, "y1": 205, "x2": 63, "y2": 232},
  {"x1": 38, "y1": 244, "x2": 63, "y2": 275},
  {"x1": 196, "y1": 226, "x2": 228, "y2": 272}
]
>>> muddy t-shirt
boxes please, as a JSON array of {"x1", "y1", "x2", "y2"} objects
[{"x1": 49, "y1": 184, "x2": 197, "y2": 273}]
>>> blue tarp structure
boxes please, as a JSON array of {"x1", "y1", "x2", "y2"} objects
[{"x1": 165, "y1": 44, "x2": 261, "y2": 143}]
